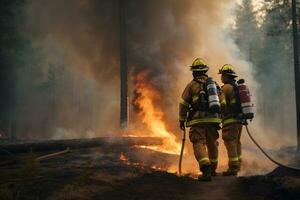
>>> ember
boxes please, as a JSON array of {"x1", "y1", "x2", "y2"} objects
[{"x1": 119, "y1": 152, "x2": 128, "y2": 161}]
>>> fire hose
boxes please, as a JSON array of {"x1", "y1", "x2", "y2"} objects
[{"x1": 245, "y1": 123, "x2": 300, "y2": 171}]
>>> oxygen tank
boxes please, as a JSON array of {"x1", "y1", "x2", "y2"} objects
[
  {"x1": 237, "y1": 79, "x2": 254, "y2": 119},
  {"x1": 206, "y1": 77, "x2": 221, "y2": 113}
]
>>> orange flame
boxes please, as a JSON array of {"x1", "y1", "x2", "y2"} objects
[
  {"x1": 133, "y1": 72, "x2": 180, "y2": 155},
  {"x1": 119, "y1": 152, "x2": 128, "y2": 161}
]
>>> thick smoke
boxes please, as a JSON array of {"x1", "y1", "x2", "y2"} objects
[
  {"x1": 21, "y1": 0, "x2": 121, "y2": 138},
  {"x1": 23, "y1": 0, "x2": 245, "y2": 137},
  {"x1": 21, "y1": 0, "x2": 281, "y2": 174}
]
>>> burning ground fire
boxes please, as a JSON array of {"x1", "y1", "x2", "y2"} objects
[
  {"x1": 132, "y1": 72, "x2": 181, "y2": 155},
  {"x1": 119, "y1": 151, "x2": 177, "y2": 173},
  {"x1": 115, "y1": 72, "x2": 183, "y2": 174}
]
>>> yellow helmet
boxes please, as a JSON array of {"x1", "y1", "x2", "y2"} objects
[
  {"x1": 219, "y1": 64, "x2": 237, "y2": 77},
  {"x1": 190, "y1": 58, "x2": 209, "y2": 72}
]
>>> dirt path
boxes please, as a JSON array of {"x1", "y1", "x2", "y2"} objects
[
  {"x1": 94, "y1": 171, "x2": 247, "y2": 200},
  {"x1": 185, "y1": 176, "x2": 241, "y2": 200}
]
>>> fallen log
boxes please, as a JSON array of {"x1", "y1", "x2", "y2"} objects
[
  {"x1": 36, "y1": 147, "x2": 70, "y2": 161},
  {"x1": 0, "y1": 148, "x2": 71, "y2": 167},
  {"x1": 0, "y1": 137, "x2": 164, "y2": 154}
]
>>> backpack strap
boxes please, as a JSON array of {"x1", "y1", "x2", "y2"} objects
[
  {"x1": 192, "y1": 78, "x2": 208, "y2": 112},
  {"x1": 230, "y1": 82, "x2": 242, "y2": 113}
]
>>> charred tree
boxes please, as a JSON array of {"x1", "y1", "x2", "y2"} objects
[
  {"x1": 119, "y1": 0, "x2": 128, "y2": 129},
  {"x1": 292, "y1": 0, "x2": 300, "y2": 151}
]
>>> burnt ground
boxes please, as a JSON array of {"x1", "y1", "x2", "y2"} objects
[
  {"x1": 0, "y1": 145, "x2": 300, "y2": 200},
  {"x1": 238, "y1": 166, "x2": 300, "y2": 200}
]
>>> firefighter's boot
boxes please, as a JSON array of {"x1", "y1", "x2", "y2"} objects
[
  {"x1": 222, "y1": 164, "x2": 239, "y2": 176},
  {"x1": 211, "y1": 168, "x2": 217, "y2": 176},
  {"x1": 198, "y1": 164, "x2": 212, "y2": 182},
  {"x1": 210, "y1": 161, "x2": 218, "y2": 176}
]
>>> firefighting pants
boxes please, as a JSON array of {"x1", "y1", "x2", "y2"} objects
[
  {"x1": 222, "y1": 123, "x2": 243, "y2": 170},
  {"x1": 189, "y1": 125, "x2": 219, "y2": 171}
]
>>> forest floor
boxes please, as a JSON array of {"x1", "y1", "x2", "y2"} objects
[{"x1": 0, "y1": 144, "x2": 300, "y2": 200}]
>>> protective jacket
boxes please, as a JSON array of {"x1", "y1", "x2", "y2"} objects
[
  {"x1": 220, "y1": 81, "x2": 242, "y2": 126},
  {"x1": 179, "y1": 75, "x2": 221, "y2": 127}
]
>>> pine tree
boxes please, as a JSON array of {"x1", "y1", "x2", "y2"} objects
[
  {"x1": 0, "y1": 0, "x2": 26, "y2": 139},
  {"x1": 257, "y1": 0, "x2": 294, "y2": 134},
  {"x1": 234, "y1": 0, "x2": 261, "y2": 63}
]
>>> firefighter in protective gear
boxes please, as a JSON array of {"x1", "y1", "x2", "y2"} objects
[
  {"x1": 179, "y1": 58, "x2": 221, "y2": 181},
  {"x1": 219, "y1": 64, "x2": 243, "y2": 176}
]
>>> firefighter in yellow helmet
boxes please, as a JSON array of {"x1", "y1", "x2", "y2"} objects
[
  {"x1": 179, "y1": 58, "x2": 221, "y2": 181},
  {"x1": 219, "y1": 64, "x2": 243, "y2": 176}
]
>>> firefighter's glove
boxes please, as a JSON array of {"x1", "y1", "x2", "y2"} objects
[{"x1": 179, "y1": 121, "x2": 185, "y2": 131}]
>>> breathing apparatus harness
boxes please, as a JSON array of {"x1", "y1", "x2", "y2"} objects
[{"x1": 191, "y1": 76, "x2": 221, "y2": 114}]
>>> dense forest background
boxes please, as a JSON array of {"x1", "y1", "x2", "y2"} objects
[
  {"x1": 233, "y1": 0, "x2": 299, "y2": 137},
  {"x1": 0, "y1": 0, "x2": 299, "y2": 141}
]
